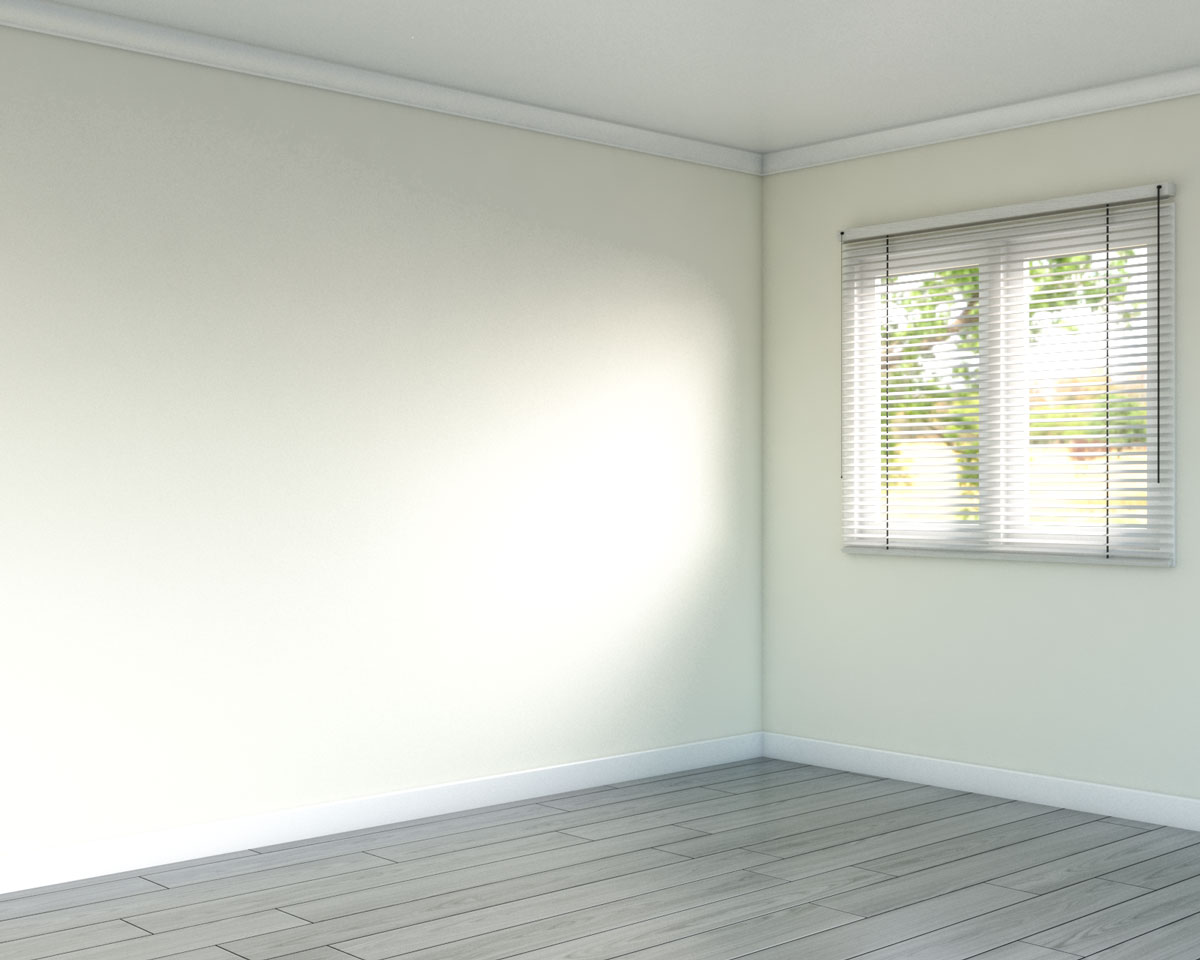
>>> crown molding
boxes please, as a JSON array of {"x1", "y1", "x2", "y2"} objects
[
  {"x1": 0, "y1": 0, "x2": 763, "y2": 175},
  {"x1": 763, "y1": 66, "x2": 1200, "y2": 175},
  {"x1": 4, "y1": 0, "x2": 1200, "y2": 179}
]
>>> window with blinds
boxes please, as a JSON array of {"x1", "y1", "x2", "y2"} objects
[{"x1": 842, "y1": 185, "x2": 1174, "y2": 565}]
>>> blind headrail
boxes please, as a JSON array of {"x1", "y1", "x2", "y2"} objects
[{"x1": 841, "y1": 183, "x2": 1175, "y2": 243}]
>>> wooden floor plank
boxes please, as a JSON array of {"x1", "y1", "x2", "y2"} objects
[
  {"x1": 222, "y1": 849, "x2": 685, "y2": 959},
  {"x1": 26, "y1": 832, "x2": 583, "y2": 942},
  {"x1": 142, "y1": 845, "x2": 422, "y2": 890},
  {"x1": 145, "y1": 832, "x2": 584, "y2": 933},
  {"x1": 154, "y1": 804, "x2": 576, "y2": 885},
  {"x1": 0, "y1": 854, "x2": 393, "y2": 943},
  {"x1": 0, "y1": 853, "x2": 254, "y2": 902},
  {"x1": 260, "y1": 951, "x2": 346, "y2": 960},
  {"x1": 659, "y1": 786, "x2": 967, "y2": 859},
  {"x1": 1025, "y1": 874, "x2": 1200, "y2": 955},
  {"x1": 592, "y1": 761, "x2": 803, "y2": 798},
  {"x1": 34, "y1": 911, "x2": 307, "y2": 960},
  {"x1": 10, "y1": 761, "x2": 1188, "y2": 960},
  {"x1": 607, "y1": 901, "x2": 856, "y2": 960},
  {"x1": 1085, "y1": 910, "x2": 1200, "y2": 960},
  {"x1": 676, "y1": 777, "x2": 918, "y2": 834},
  {"x1": 559, "y1": 775, "x2": 886, "y2": 842},
  {"x1": 727, "y1": 883, "x2": 1032, "y2": 960},
  {"x1": 326, "y1": 849, "x2": 774, "y2": 960},
  {"x1": 814, "y1": 821, "x2": 1141, "y2": 918},
  {"x1": 847, "y1": 878, "x2": 1144, "y2": 960},
  {"x1": 749, "y1": 800, "x2": 1047, "y2": 881},
  {"x1": 963, "y1": 944, "x2": 1075, "y2": 959},
  {"x1": 858, "y1": 810, "x2": 1100, "y2": 878},
  {"x1": 2, "y1": 918, "x2": 146, "y2": 960},
  {"x1": 0, "y1": 877, "x2": 166, "y2": 923},
  {"x1": 0, "y1": 878, "x2": 120, "y2": 904},
  {"x1": 495, "y1": 869, "x2": 886, "y2": 960},
  {"x1": 1103, "y1": 842, "x2": 1200, "y2": 889},
  {"x1": 713, "y1": 766, "x2": 849, "y2": 794},
  {"x1": 386, "y1": 869, "x2": 787, "y2": 960},
  {"x1": 992, "y1": 827, "x2": 1200, "y2": 894},
  {"x1": 324, "y1": 788, "x2": 721, "y2": 867},
  {"x1": 138, "y1": 827, "x2": 698, "y2": 932}
]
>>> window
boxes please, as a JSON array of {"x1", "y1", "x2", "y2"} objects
[{"x1": 842, "y1": 185, "x2": 1174, "y2": 565}]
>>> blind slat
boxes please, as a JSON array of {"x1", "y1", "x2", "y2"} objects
[{"x1": 842, "y1": 192, "x2": 1175, "y2": 565}]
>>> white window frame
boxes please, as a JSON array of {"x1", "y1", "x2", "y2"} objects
[{"x1": 841, "y1": 184, "x2": 1175, "y2": 565}]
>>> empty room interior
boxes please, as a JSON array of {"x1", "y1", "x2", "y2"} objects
[{"x1": 3, "y1": 1, "x2": 1200, "y2": 958}]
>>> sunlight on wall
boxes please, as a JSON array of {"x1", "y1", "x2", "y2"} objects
[
  {"x1": 362, "y1": 302, "x2": 728, "y2": 749},
  {"x1": 0, "y1": 27, "x2": 761, "y2": 886},
  {"x1": 0, "y1": 303, "x2": 725, "y2": 869},
  {"x1": 423, "y1": 344, "x2": 715, "y2": 645}
]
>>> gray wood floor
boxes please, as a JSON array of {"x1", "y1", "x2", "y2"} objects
[{"x1": 5, "y1": 759, "x2": 1200, "y2": 960}]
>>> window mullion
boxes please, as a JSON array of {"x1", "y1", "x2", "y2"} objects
[{"x1": 978, "y1": 247, "x2": 1013, "y2": 546}]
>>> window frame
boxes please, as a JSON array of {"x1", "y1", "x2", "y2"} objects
[{"x1": 841, "y1": 184, "x2": 1175, "y2": 566}]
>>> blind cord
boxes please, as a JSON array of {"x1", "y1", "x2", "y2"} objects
[
  {"x1": 1105, "y1": 204, "x2": 1111, "y2": 560},
  {"x1": 884, "y1": 235, "x2": 890, "y2": 550},
  {"x1": 1156, "y1": 184, "x2": 1162, "y2": 485}
]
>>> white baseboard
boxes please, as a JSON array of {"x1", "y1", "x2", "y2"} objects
[
  {"x1": 0, "y1": 733, "x2": 762, "y2": 896},
  {"x1": 763, "y1": 732, "x2": 1200, "y2": 833},
  {"x1": 12, "y1": 729, "x2": 1199, "y2": 896}
]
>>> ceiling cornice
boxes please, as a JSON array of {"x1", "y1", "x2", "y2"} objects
[
  {"x1": 4, "y1": 0, "x2": 1200, "y2": 178},
  {"x1": 0, "y1": 0, "x2": 763, "y2": 175},
  {"x1": 764, "y1": 65, "x2": 1200, "y2": 175}
]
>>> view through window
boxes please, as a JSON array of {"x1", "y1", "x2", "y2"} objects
[{"x1": 842, "y1": 188, "x2": 1174, "y2": 564}]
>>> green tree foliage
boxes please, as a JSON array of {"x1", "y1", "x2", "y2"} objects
[
  {"x1": 881, "y1": 250, "x2": 1147, "y2": 518},
  {"x1": 883, "y1": 265, "x2": 980, "y2": 516}
]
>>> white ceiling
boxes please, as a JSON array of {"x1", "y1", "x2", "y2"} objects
[{"x1": 22, "y1": 0, "x2": 1200, "y2": 154}]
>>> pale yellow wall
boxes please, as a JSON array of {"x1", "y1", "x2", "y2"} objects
[
  {"x1": 0, "y1": 26, "x2": 762, "y2": 854},
  {"x1": 764, "y1": 96, "x2": 1200, "y2": 799},
  {"x1": 8, "y1": 16, "x2": 1194, "y2": 872}
]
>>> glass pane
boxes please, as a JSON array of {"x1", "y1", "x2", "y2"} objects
[
  {"x1": 882, "y1": 266, "x2": 980, "y2": 531},
  {"x1": 1026, "y1": 249, "x2": 1149, "y2": 528}
]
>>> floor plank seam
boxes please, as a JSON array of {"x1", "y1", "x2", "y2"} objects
[
  {"x1": 361, "y1": 852, "x2": 402, "y2": 864},
  {"x1": 120, "y1": 917, "x2": 155, "y2": 934},
  {"x1": 273, "y1": 906, "x2": 314, "y2": 922},
  {"x1": 1020, "y1": 937, "x2": 1084, "y2": 956}
]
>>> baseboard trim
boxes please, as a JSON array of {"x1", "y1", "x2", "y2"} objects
[
  {"x1": 12, "y1": 730, "x2": 1200, "y2": 896},
  {"x1": 763, "y1": 732, "x2": 1200, "y2": 832},
  {"x1": 0, "y1": 733, "x2": 762, "y2": 896}
]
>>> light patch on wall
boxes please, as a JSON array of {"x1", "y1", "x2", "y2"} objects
[
  {"x1": 372, "y1": 303, "x2": 723, "y2": 707},
  {"x1": 456, "y1": 345, "x2": 715, "y2": 652},
  {"x1": 0, "y1": 23, "x2": 762, "y2": 870}
]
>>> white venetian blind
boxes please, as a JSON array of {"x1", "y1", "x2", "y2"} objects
[{"x1": 842, "y1": 185, "x2": 1175, "y2": 565}]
